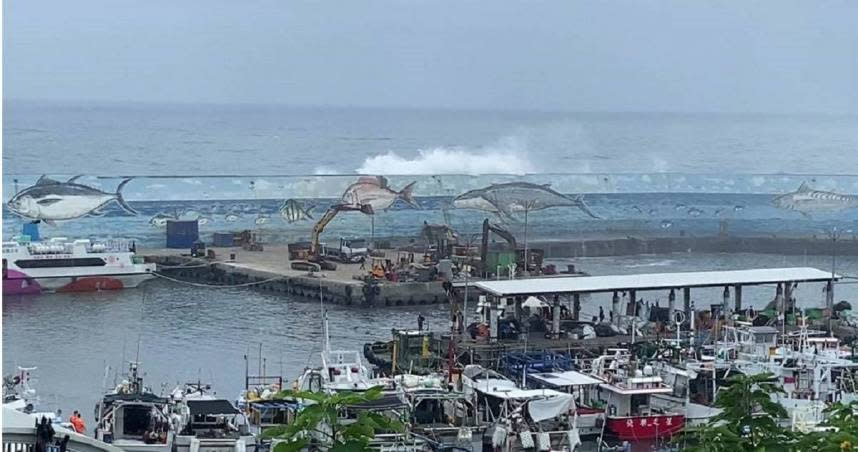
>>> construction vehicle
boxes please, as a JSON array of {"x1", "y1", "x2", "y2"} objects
[
  {"x1": 480, "y1": 219, "x2": 517, "y2": 277},
  {"x1": 420, "y1": 221, "x2": 458, "y2": 262},
  {"x1": 290, "y1": 204, "x2": 373, "y2": 271},
  {"x1": 318, "y1": 237, "x2": 368, "y2": 263}
]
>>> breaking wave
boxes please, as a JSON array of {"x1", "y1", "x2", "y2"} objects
[{"x1": 355, "y1": 138, "x2": 536, "y2": 175}]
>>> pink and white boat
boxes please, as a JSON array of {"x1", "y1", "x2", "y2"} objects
[{"x1": 2, "y1": 237, "x2": 155, "y2": 295}]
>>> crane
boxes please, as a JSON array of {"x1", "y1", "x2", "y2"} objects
[{"x1": 291, "y1": 203, "x2": 373, "y2": 271}]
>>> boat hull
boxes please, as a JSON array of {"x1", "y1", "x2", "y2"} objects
[
  {"x1": 3, "y1": 271, "x2": 154, "y2": 295},
  {"x1": 605, "y1": 414, "x2": 685, "y2": 440}
]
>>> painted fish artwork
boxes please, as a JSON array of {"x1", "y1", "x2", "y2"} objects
[
  {"x1": 772, "y1": 182, "x2": 858, "y2": 216},
  {"x1": 279, "y1": 199, "x2": 315, "y2": 223},
  {"x1": 255, "y1": 214, "x2": 270, "y2": 225},
  {"x1": 6, "y1": 175, "x2": 137, "y2": 224},
  {"x1": 149, "y1": 212, "x2": 176, "y2": 228},
  {"x1": 225, "y1": 213, "x2": 240, "y2": 222},
  {"x1": 341, "y1": 176, "x2": 418, "y2": 212},
  {"x1": 452, "y1": 182, "x2": 599, "y2": 222}
]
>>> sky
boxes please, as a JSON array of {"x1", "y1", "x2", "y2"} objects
[{"x1": 3, "y1": 0, "x2": 858, "y2": 113}]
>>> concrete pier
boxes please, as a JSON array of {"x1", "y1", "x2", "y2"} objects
[
  {"x1": 141, "y1": 233, "x2": 855, "y2": 306},
  {"x1": 142, "y1": 246, "x2": 447, "y2": 307}
]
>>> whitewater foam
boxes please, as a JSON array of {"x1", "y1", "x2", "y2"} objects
[{"x1": 354, "y1": 136, "x2": 536, "y2": 175}]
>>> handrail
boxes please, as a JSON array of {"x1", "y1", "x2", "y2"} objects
[{"x1": 3, "y1": 426, "x2": 125, "y2": 452}]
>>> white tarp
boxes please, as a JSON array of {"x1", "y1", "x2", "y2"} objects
[
  {"x1": 528, "y1": 392, "x2": 575, "y2": 422},
  {"x1": 522, "y1": 296, "x2": 548, "y2": 308}
]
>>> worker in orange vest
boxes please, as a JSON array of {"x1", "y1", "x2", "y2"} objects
[{"x1": 69, "y1": 411, "x2": 86, "y2": 434}]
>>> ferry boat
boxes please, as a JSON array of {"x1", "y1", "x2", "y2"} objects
[
  {"x1": 2, "y1": 237, "x2": 155, "y2": 295},
  {"x1": 589, "y1": 350, "x2": 685, "y2": 441}
]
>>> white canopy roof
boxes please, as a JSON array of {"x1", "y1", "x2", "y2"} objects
[
  {"x1": 474, "y1": 267, "x2": 837, "y2": 297},
  {"x1": 528, "y1": 370, "x2": 604, "y2": 387}
]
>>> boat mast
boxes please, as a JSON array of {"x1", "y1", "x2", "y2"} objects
[{"x1": 320, "y1": 276, "x2": 331, "y2": 354}]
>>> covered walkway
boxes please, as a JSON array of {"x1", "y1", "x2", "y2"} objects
[{"x1": 471, "y1": 267, "x2": 838, "y2": 342}]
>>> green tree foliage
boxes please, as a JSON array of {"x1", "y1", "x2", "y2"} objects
[
  {"x1": 680, "y1": 372, "x2": 796, "y2": 451},
  {"x1": 794, "y1": 401, "x2": 858, "y2": 451},
  {"x1": 261, "y1": 386, "x2": 405, "y2": 452}
]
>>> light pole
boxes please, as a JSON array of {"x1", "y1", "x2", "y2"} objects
[
  {"x1": 826, "y1": 227, "x2": 851, "y2": 333},
  {"x1": 462, "y1": 233, "x2": 480, "y2": 328},
  {"x1": 522, "y1": 200, "x2": 536, "y2": 275}
]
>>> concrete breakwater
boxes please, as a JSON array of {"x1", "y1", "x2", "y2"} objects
[
  {"x1": 532, "y1": 234, "x2": 858, "y2": 258},
  {"x1": 145, "y1": 253, "x2": 448, "y2": 307}
]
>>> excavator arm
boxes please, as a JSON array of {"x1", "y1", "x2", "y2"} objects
[
  {"x1": 481, "y1": 218, "x2": 517, "y2": 275},
  {"x1": 309, "y1": 203, "x2": 374, "y2": 261}
]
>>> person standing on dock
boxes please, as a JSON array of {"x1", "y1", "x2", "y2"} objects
[
  {"x1": 418, "y1": 314, "x2": 425, "y2": 331},
  {"x1": 599, "y1": 306, "x2": 605, "y2": 323}
]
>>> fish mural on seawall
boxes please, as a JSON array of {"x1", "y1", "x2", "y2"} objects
[
  {"x1": 452, "y1": 182, "x2": 599, "y2": 222},
  {"x1": 341, "y1": 176, "x2": 418, "y2": 212},
  {"x1": 279, "y1": 199, "x2": 315, "y2": 223},
  {"x1": 772, "y1": 182, "x2": 858, "y2": 216},
  {"x1": 6, "y1": 175, "x2": 137, "y2": 224}
]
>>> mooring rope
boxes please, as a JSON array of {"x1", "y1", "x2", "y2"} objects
[{"x1": 152, "y1": 271, "x2": 285, "y2": 288}]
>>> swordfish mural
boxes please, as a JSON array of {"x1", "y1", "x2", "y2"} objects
[{"x1": 3, "y1": 173, "x2": 858, "y2": 248}]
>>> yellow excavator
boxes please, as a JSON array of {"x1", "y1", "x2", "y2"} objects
[{"x1": 290, "y1": 203, "x2": 373, "y2": 271}]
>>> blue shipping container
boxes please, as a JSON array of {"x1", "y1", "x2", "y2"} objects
[
  {"x1": 22, "y1": 223, "x2": 40, "y2": 242},
  {"x1": 212, "y1": 232, "x2": 234, "y2": 247},
  {"x1": 166, "y1": 220, "x2": 199, "y2": 249}
]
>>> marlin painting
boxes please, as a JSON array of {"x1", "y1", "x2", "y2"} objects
[
  {"x1": 452, "y1": 182, "x2": 599, "y2": 222},
  {"x1": 7, "y1": 175, "x2": 137, "y2": 224},
  {"x1": 772, "y1": 182, "x2": 858, "y2": 216}
]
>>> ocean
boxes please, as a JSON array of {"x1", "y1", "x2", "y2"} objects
[{"x1": 4, "y1": 100, "x2": 858, "y2": 177}]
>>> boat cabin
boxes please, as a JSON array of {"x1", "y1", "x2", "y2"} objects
[{"x1": 96, "y1": 393, "x2": 174, "y2": 448}]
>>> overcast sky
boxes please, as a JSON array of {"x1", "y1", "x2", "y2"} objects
[{"x1": 4, "y1": 0, "x2": 857, "y2": 113}]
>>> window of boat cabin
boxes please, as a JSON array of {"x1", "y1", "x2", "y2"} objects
[
  {"x1": 122, "y1": 405, "x2": 154, "y2": 437},
  {"x1": 630, "y1": 394, "x2": 650, "y2": 415}
]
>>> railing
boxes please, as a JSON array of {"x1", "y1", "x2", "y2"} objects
[{"x1": 2, "y1": 426, "x2": 124, "y2": 452}]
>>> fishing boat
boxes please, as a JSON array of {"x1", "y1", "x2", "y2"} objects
[
  {"x1": 94, "y1": 362, "x2": 177, "y2": 452},
  {"x1": 2, "y1": 366, "x2": 63, "y2": 424},
  {"x1": 588, "y1": 350, "x2": 685, "y2": 441},
  {"x1": 169, "y1": 382, "x2": 255, "y2": 452},
  {"x1": 648, "y1": 358, "x2": 723, "y2": 428},
  {"x1": 295, "y1": 313, "x2": 394, "y2": 393},
  {"x1": 462, "y1": 365, "x2": 583, "y2": 450},
  {"x1": 393, "y1": 373, "x2": 483, "y2": 450},
  {"x1": 2, "y1": 237, "x2": 155, "y2": 295},
  {"x1": 526, "y1": 369, "x2": 608, "y2": 436},
  {"x1": 717, "y1": 320, "x2": 858, "y2": 429}
]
